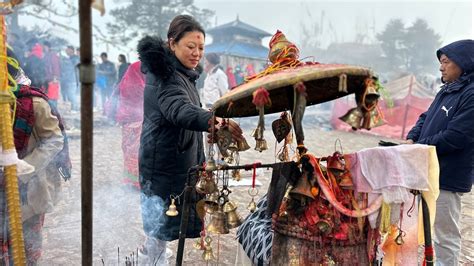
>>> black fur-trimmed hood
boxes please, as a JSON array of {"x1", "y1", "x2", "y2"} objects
[{"x1": 137, "y1": 36, "x2": 175, "y2": 81}]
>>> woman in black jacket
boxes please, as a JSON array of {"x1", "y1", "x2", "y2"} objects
[{"x1": 137, "y1": 15, "x2": 243, "y2": 264}]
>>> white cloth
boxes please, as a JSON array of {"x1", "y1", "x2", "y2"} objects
[
  {"x1": 357, "y1": 144, "x2": 431, "y2": 204},
  {"x1": 201, "y1": 66, "x2": 228, "y2": 107},
  {"x1": 0, "y1": 144, "x2": 18, "y2": 166}
]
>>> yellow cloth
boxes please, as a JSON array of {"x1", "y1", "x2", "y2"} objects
[{"x1": 418, "y1": 145, "x2": 439, "y2": 244}]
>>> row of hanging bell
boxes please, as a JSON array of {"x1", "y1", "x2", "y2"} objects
[{"x1": 207, "y1": 200, "x2": 243, "y2": 234}]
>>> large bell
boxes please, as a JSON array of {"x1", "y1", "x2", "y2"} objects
[
  {"x1": 207, "y1": 206, "x2": 229, "y2": 234},
  {"x1": 204, "y1": 192, "x2": 219, "y2": 214},
  {"x1": 339, "y1": 107, "x2": 363, "y2": 130},
  {"x1": 223, "y1": 201, "x2": 243, "y2": 229},
  {"x1": 289, "y1": 174, "x2": 316, "y2": 203}
]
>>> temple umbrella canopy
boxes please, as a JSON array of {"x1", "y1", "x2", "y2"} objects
[{"x1": 212, "y1": 64, "x2": 374, "y2": 118}]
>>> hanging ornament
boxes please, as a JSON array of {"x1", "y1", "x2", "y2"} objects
[
  {"x1": 247, "y1": 164, "x2": 259, "y2": 213},
  {"x1": 272, "y1": 111, "x2": 292, "y2": 143},
  {"x1": 252, "y1": 87, "x2": 271, "y2": 152},
  {"x1": 292, "y1": 82, "x2": 308, "y2": 156}
]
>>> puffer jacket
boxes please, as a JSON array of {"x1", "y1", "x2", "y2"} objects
[
  {"x1": 137, "y1": 36, "x2": 212, "y2": 240},
  {"x1": 407, "y1": 40, "x2": 474, "y2": 192}
]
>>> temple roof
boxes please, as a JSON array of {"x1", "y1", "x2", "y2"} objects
[
  {"x1": 207, "y1": 17, "x2": 272, "y2": 40},
  {"x1": 205, "y1": 41, "x2": 269, "y2": 60}
]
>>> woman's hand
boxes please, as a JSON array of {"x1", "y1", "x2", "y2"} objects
[{"x1": 208, "y1": 117, "x2": 245, "y2": 143}]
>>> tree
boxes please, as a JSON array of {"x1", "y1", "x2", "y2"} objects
[
  {"x1": 106, "y1": 0, "x2": 214, "y2": 46},
  {"x1": 376, "y1": 19, "x2": 406, "y2": 72},
  {"x1": 404, "y1": 19, "x2": 441, "y2": 74},
  {"x1": 377, "y1": 18, "x2": 441, "y2": 76}
]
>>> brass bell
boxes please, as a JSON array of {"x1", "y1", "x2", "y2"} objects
[
  {"x1": 202, "y1": 236, "x2": 215, "y2": 261},
  {"x1": 316, "y1": 219, "x2": 333, "y2": 235},
  {"x1": 195, "y1": 176, "x2": 217, "y2": 195},
  {"x1": 247, "y1": 198, "x2": 257, "y2": 213},
  {"x1": 193, "y1": 238, "x2": 204, "y2": 250},
  {"x1": 289, "y1": 174, "x2": 316, "y2": 203},
  {"x1": 338, "y1": 171, "x2": 354, "y2": 188},
  {"x1": 327, "y1": 152, "x2": 345, "y2": 175},
  {"x1": 166, "y1": 198, "x2": 179, "y2": 217},
  {"x1": 364, "y1": 78, "x2": 380, "y2": 106},
  {"x1": 205, "y1": 158, "x2": 217, "y2": 171},
  {"x1": 255, "y1": 139, "x2": 268, "y2": 152},
  {"x1": 339, "y1": 107, "x2": 363, "y2": 130},
  {"x1": 207, "y1": 206, "x2": 230, "y2": 234},
  {"x1": 231, "y1": 169, "x2": 241, "y2": 181},
  {"x1": 223, "y1": 201, "x2": 243, "y2": 229},
  {"x1": 204, "y1": 192, "x2": 219, "y2": 214},
  {"x1": 237, "y1": 138, "x2": 251, "y2": 151},
  {"x1": 367, "y1": 107, "x2": 385, "y2": 129}
]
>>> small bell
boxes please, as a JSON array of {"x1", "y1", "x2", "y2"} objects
[
  {"x1": 205, "y1": 158, "x2": 217, "y2": 171},
  {"x1": 338, "y1": 171, "x2": 354, "y2": 188},
  {"x1": 363, "y1": 78, "x2": 380, "y2": 106},
  {"x1": 193, "y1": 238, "x2": 203, "y2": 250},
  {"x1": 223, "y1": 201, "x2": 243, "y2": 228},
  {"x1": 237, "y1": 138, "x2": 251, "y2": 151},
  {"x1": 327, "y1": 152, "x2": 345, "y2": 175},
  {"x1": 166, "y1": 198, "x2": 179, "y2": 217},
  {"x1": 255, "y1": 139, "x2": 268, "y2": 152},
  {"x1": 202, "y1": 236, "x2": 215, "y2": 262},
  {"x1": 247, "y1": 198, "x2": 257, "y2": 213},
  {"x1": 231, "y1": 169, "x2": 241, "y2": 181}
]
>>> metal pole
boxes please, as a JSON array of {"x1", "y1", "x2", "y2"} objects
[
  {"x1": 78, "y1": 0, "x2": 94, "y2": 265},
  {"x1": 421, "y1": 196, "x2": 434, "y2": 266}
]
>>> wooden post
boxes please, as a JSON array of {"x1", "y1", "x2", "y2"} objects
[{"x1": 78, "y1": 0, "x2": 94, "y2": 265}]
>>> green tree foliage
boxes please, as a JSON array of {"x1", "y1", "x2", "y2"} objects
[
  {"x1": 405, "y1": 19, "x2": 442, "y2": 74},
  {"x1": 377, "y1": 18, "x2": 441, "y2": 75},
  {"x1": 376, "y1": 19, "x2": 406, "y2": 70},
  {"x1": 107, "y1": 0, "x2": 214, "y2": 46}
]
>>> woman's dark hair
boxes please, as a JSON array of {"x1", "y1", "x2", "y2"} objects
[
  {"x1": 118, "y1": 54, "x2": 127, "y2": 62},
  {"x1": 167, "y1": 15, "x2": 205, "y2": 44}
]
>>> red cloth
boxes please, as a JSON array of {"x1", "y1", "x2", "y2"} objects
[
  {"x1": 226, "y1": 67, "x2": 237, "y2": 89},
  {"x1": 115, "y1": 61, "x2": 145, "y2": 123},
  {"x1": 47, "y1": 81, "x2": 60, "y2": 100},
  {"x1": 30, "y1": 43, "x2": 43, "y2": 58},
  {"x1": 43, "y1": 51, "x2": 61, "y2": 81}
]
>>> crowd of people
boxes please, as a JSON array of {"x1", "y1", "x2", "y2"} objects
[
  {"x1": 7, "y1": 34, "x2": 133, "y2": 113},
  {"x1": 0, "y1": 14, "x2": 472, "y2": 266}
]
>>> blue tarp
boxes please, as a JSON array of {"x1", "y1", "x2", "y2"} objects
[{"x1": 205, "y1": 41, "x2": 269, "y2": 60}]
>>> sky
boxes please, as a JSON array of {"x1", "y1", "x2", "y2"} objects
[{"x1": 16, "y1": 0, "x2": 474, "y2": 61}]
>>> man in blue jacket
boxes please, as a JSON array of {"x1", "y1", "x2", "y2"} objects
[{"x1": 406, "y1": 39, "x2": 473, "y2": 265}]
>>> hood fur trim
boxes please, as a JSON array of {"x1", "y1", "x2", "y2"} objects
[{"x1": 137, "y1": 36, "x2": 175, "y2": 80}]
